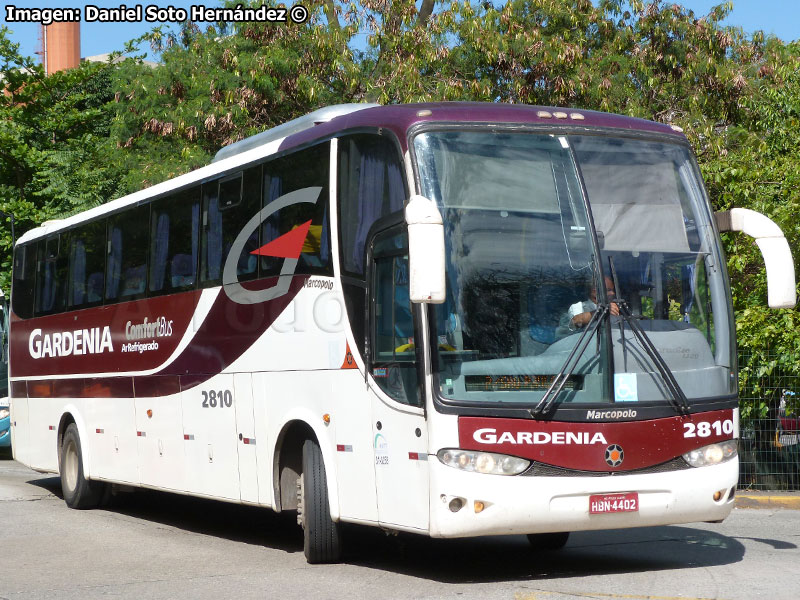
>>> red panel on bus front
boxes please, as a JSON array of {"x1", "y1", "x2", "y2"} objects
[{"x1": 458, "y1": 409, "x2": 735, "y2": 472}]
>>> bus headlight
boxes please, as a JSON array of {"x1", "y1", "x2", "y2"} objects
[
  {"x1": 437, "y1": 449, "x2": 530, "y2": 475},
  {"x1": 682, "y1": 440, "x2": 738, "y2": 467},
  {"x1": 0, "y1": 409, "x2": 9, "y2": 420}
]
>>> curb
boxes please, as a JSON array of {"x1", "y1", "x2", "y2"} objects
[{"x1": 734, "y1": 492, "x2": 800, "y2": 509}]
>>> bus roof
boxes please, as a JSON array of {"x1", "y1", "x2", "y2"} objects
[{"x1": 17, "y1": 102, "x2": 684, "y2": 246}]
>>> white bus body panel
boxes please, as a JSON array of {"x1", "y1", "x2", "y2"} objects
[
  {"x1": 181, "y1": 375, "x2": 240, "y2": 500},
  {"x1": 88, "y1": 397, "x2": 138, "y2": 484},
  {"x1": 135, "y1": 392, "x2": 186, "y2": 492},
  {"x1": 10, "y1": 395, "x2": 30, "y2": 465}
]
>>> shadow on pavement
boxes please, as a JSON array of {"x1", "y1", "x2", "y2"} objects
[
  {"x1": 26, "y1": 471, "x2": 754, "y2": 583},
  {"x1": 339, "y1": 524, "x2": 749, "y2": 583},
  {"x1": 28, "y1": 476, "x2": 302, "y2": 552}
]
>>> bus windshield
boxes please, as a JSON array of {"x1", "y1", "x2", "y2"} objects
[{"x1": 413, "y1": 130, "x2": 735, "y2": 408}]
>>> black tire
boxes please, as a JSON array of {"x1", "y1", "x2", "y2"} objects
[
  {"x1": 298, "y1": 439, "x2": 342, "y2": 563},
  {"x1": 60, "y1": 423, "x2": 105, "y2": 509},
  {"x1": 527, "y1": 531, "x2": 570, "y2": 551}
]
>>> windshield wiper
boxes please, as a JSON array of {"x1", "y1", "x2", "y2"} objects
[
  {"x1": 613, "y1": 300, "x2": 691, "y2": 416},
  {"x1": 606, "y1": 256, "x2": 690, "y2": 416},
  {"x1": 531, "y1": 304, "x2": 609, "y2": 418}
]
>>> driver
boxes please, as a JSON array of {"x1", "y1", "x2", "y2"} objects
[{"x1": 563, "y1": 276, "x2": 620, "y2": 331}]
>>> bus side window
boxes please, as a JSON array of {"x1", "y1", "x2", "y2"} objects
[
  {"x1": 370, "y1": 228, "x2": 420, "y2": 407},
  {"x1": 106, "y1": 205, "x2": 150, "y2": 302},
  {"x1": 67, "y1": 220, "x2": 106, "y2": 310},
  {"x1": 150, "y1": 187, "x2": 200, "y2": 295},
  {"x1": 35, "y1": 234, "x2": 68, "y2": 316},
  {"x1": 337, "y1": 134, "x2": 407, "y2": 362},
  {"x1": 201, "y1": 167, "x2": 261, "y2": 286},
  {"x1": 12, "y1": 244, "x2": 36, "y2": 319},
  {"x1": 338, "y1": 135, "x2": 405, "y2": 278},
  {"x1": 260, "y1": 142, "x2": 331, "y2": 278}
]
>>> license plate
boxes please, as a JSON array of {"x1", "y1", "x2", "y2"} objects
[{"x1": 589, "y1": 492, "x2": 639, "y2": 514}]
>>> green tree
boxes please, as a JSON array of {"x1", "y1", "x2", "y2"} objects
[
  {"x1": 0, "y1": 27, "x2": 121, "y2": 293},
  {"x1": 109, "y1": 1, "x2": 361, "y2": 191}
]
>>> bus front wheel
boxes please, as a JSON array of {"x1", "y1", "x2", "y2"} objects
[
  {"x1": 527, "y1": 532, "x2": 569, "y2": 551},
  {"x1": 60, "y1": 423, "x2": 105, "y2": 509},
  {"x1": 297, "y1": 439, "x2": 342, "y2": 563}
]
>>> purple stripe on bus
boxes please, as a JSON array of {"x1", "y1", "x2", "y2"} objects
[
  {"x1": 27, "y1": 380, "x2": 53, "y2": 398},
  {"x1": 53, "y1": 378, "x2": 84, "y2": 398},
  {"x1": 83, "y1": 377, "x2": 135, "y2": 398},
  {"x1": 133, "y1": 375, "x2": 181, "y2": 398}
]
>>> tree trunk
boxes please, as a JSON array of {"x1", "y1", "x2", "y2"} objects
[
  {"x1": 418, "y1": 0, "x2": 435, "y2": 26},
  {"x1": 322, "y1": 0, "x2": 340, "y2": 30}
]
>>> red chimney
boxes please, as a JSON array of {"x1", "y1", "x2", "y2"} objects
[{"x1": 42, "y1": 22, "x2": 81, "y2": 75}]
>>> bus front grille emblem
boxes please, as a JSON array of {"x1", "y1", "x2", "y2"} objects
[{"x1": 605, "y1": 444, "x2": 624, "y2": 467}]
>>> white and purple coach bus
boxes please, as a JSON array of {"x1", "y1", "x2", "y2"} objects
[{"x1": 8, "y1": 103, "x2": 795, "y2": 562}]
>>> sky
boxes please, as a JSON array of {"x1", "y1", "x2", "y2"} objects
[{"x1": 2, "y1": 0, "x2": 799, "y2": 65}]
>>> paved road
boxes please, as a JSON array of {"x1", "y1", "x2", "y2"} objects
[{"x1": 1, "y1": 451, "x2": 799, "y2": 600}]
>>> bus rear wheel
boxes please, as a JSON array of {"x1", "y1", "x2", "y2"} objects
[
  {"x1": 60, "y1": 423, "x2": 105, "y2": 509},
  {"x1": 527, "y1": 532, "x2": 569, "y2": 551},
  {"x1": 297, "y1": 439, "x2": 342, "y2": 563}
]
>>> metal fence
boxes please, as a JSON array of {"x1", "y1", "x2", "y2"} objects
[{"x1": 738, "y1": 352, "x2": 800, "y2": 491}]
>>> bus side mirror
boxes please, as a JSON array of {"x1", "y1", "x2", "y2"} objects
[
  {"x1": 405, "y1": 194, "x2": 446, "y2": 304},
  {"x1": 715, "y1": 208, "x2": 796, "y2": 309}
]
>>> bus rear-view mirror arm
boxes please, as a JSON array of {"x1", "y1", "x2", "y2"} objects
[
  {"x1": 405, "y1": 194, "x2": 446, "y2": 304},
  {"x1": 715, "y1": 208, "x2": 796, "y2": 309}
]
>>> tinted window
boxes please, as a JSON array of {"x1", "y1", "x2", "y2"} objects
[
  {"x1": 12, "y1": 244, "x2": 36, "y2": 319},
  {"x1": 201, "y1": 166, "x2": 261, "y2": 286},
  {"x1": 260, "y1": 142, "x2": 331, "y2": 278},
  {"x1": 36, "y1": 234, "x2": 68, "y2": 316},
  {"x1": 150, "y1": 187, "x2": 200, "y2": 295},
  {"x1": 338, "y1": 135, "x2": 406, "y2": 278},
  {"x1": 67, "y1": 220, "x2": 106, "y2": 310},
  {"x1": 371, "y1": 228, "x2": 420, "y2": 407},
  {"x1": 106, "y1": 205, "x2": 150, "y2": 301}
]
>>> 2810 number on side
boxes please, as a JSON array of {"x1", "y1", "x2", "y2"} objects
[{"x1": 201, "y1": 390, "x2": 233, "y2": 408}]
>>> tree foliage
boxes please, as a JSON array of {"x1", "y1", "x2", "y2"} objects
[
  {"x1": 0, "y1": 1, "x2": 798, "y2": 413},
  {"x1": 0, "y1": 28, "x2": 121, "y2": 292}
]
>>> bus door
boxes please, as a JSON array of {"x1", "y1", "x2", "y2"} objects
[
  {"x1": 233, "y1": 372, "x2": 258, "y2": 503},
  {"x1": 368, "y1": 227, "x2": 429, "y2": 531}
]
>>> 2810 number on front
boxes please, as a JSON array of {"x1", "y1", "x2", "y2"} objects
[
  {"x1": 683, "y1": 419, "x2": 734, "y2": 438},
  {"x1": 201, "y1": 390, "x2": 233, "y2": 408}
]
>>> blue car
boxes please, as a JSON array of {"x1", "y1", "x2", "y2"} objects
[{"x1": 0, "y1": 402, "x2": 9, "y2": 449}]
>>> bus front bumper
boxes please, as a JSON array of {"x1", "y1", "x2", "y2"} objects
[{"x1": 428, "y1": 458, "x2": 738, "y2": 538}]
